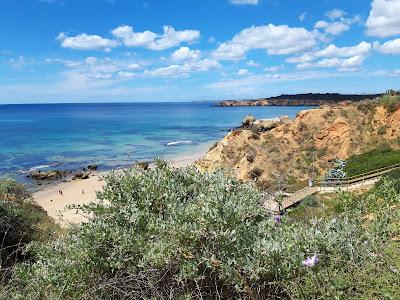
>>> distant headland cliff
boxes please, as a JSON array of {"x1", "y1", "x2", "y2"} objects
[{"x1": 216, "y1": 93, "x2": 382, "y2": 107}]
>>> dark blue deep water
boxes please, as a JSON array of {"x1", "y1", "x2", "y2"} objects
[{"x1": 0, "y1": 102, "x2": 309, "y2": 179}]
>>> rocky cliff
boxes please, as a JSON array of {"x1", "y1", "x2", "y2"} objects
[
  {"x1": 216, "y1": 93, "x2": 381, "y2": 107},
  {"x1": 197, "y1": 101, "x2": 400, "y2": 188}
]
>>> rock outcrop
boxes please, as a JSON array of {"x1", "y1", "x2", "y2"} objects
[
  {"x1": 28, "y1": 170, "x2": 68, "y2": 181},
  {"x1": 216, "y1": 93, "x2": 381, "y2": 107},
  {"x1": 72, "y1": 172, "x2": 90, "y2": 180},
  {"x1": 197, "y1": 103, "x2": 400, "y2": 188}
]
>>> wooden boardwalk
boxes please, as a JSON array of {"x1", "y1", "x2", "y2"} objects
[{"x1": 265, "y1": 163, "x2": 400, "y2": 213}]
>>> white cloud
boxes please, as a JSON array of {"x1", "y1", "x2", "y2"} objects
[
  {"x1": 316, "y1": 21, "x2": 350, "y2": 35},
  {"x1": 340, "y1": 55, "x2": 365, "y2": 69},
  {"x1": 366, "y1": 0, "x2": 400, "y2": 38},
  {"x1": 370, "y1": 69, "x2": 400, "y2": 77},
  {"x1": 112, "y1": 25, "x2": 200, "y2": 51},
  {"x1": 325, "y1": 9, "x2": 346, "y2": 20},
  {"x1": 170, "y1": 47, "x2": 201, "y2": 62},
  {"x1": 85, "y1": 57, "x2": 98, "y2": 65},
  {"x1": 212, "y1": 43, "x2": 248, "y2": 61},
  {"x1": 206, "y1": 71, "x2": 334, "y2": 91},
  {"x1": 299, "y1": 12, "x2": 308, "y2": 22},
  {"x1": 232, "y1": 24, "x2": 316, "y2": 55},
  {"x1": 212, "y1": 24, "x2": 316, "y2": 60},
  {"x1": 315, "y1": 10, "x2": 361, "y2": 36},
  {"x1": 373, "y1": 38, "x2": 400, "y2": 54},
  {"x1": 145, "y1": 59, "x2": 220, "y2": 78},
  {"x1": 117, "y1": 71, "x2": 137, "y2": 79},
  {"x1": 314, "y1": 41, "x2": 372, "y2": 58},
  {"x1": 0, "y1": 69, "x2": 172, "y2": 103},
  {"x1": 127, "y1": 63, "x2": 142, "y2": 70},
  {"x1": 230, "y1": 0, "x2": 258, "y2": 5},
  {"x1": 316, "y1": 55, "x2": 365, "y2": 70},
  {"x1": 237, "y1": 68, "x2": 250, "y2": 76},
  {"x1": 56, "y1": 32, "x2": 119, "y2": 51},
  {"x1": 265, "y1": 65, "x2": 283, "y2": 72},
  {"x1": 287, "y1": 42, "x2": 371, "y2": 71},
  {"x1": 8, "y1": 56, "x2": 36, "y2": 70},
  {"x1": 45, "y1": 56, "x2": 147, "y2": 81},
  {"x1": 40, "y1": 0, "x2": 64, "y2": 4},
  {"x1": 111, "y1": 25, "x2": 157, "y2": 47},
  {"x1": 149, "y1": 26, "x2": 200, "y2": 50},
  {"x1": 246, "y1": 60, "x2": 260, "y2": 67},
  {"x1": 89, "y1": 73, "x2": 113, "y2": 79},
  {"x1": 286, "y1": 53, "x2": 315, "y2": 64}
]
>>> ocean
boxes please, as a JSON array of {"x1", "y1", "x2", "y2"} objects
[{"x1": 0, "y1": 102, "x2": 310, "y2": 181}]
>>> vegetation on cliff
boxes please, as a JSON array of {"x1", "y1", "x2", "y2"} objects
[
  {"x1": 198, "y1": 93, "x2": 400, "y2": 189},
  {"x1": 344, "y1": 147, "x2": 400, "y2": 177},
  {"x1": 3, "y1": 162, "x2": 399, "y2": 299}
]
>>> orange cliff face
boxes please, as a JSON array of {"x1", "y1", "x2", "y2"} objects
[{"x1": 196, "y1": 104, "x2": 400, "y2": 187}]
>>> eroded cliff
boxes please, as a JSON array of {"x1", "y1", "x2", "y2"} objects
[{"x1": 197, "y1": 102, "x2": 400, "y2": 187}]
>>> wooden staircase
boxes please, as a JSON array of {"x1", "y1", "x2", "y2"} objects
[{"x1": 265, "y1": 163, "x2": 400, "y2": 213}]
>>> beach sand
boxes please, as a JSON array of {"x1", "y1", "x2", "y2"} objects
[{"x1": 33, "y1": 146, "x2": 210, "y2": 227}]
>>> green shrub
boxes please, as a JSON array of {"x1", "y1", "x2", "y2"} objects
[
  {"x1": 0, "y1": 178, "x2": 30, "y2": 202},
  {"x1": 356, "y1": 100, "x2": 376, "y2": 114},
  {"x1": 6, "y1": 163, "x2": 400, "y2": 300},
  {"x1": 301, "y1": 195, "x2": 319, "y2": 208},
  {"x1": 377, "y1": 125, "x2": 388, "y2": 135},
  {"x1": 249, "y1": 167, "x2": 263, "y2": 179},
  {"x1": 375, "y1": 169, "x2": 400, "y2": 192},
  {"x1": 344, "y1": 147, "x2": 400, "y2": 177},
  {"x1": 249, "y1": 132, "x2": 260, "y2": 140},
  {"x1": 379, "y1": 94, "x2": 400, "y2": 113},
  {"x1": 0, "y1": 201, "x2": 37, "y2": 270},
  {"x1": 0, "y1": 178, "x2": 59, "y2": 275}
]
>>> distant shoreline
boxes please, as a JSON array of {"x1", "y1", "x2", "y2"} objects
[{"x1": 215, "y1": 93, "x2": 381, "y2": 107}]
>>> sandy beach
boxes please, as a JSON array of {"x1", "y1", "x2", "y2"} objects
[{"x1": 33, "y1": 146, "x2": 210, "y2": 227}]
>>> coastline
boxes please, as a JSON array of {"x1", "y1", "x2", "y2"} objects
[{"x1": 32, "y1": 142, "x2": 213, "y2": 227}]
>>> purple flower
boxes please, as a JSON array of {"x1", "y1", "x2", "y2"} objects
[
  {"x1": 302, "y1": 255, "x2": 319, "y2": 267},
  {"x1": 274, "y1": 215, "x2": 281, "y2": 223}
]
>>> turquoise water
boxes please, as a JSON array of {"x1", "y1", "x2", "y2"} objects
[{"x1": 0, "y1": 102, "x2": 309, "y2": 179}]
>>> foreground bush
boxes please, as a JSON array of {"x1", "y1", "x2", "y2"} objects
[
  {"x1": 0, "y1": 178, "x2": 30, "y2": 202},
  {"x1": 0, "y1": 178, "x2": 59, "y2": 278},
  {"x1": 6, "y1": 162, "x2": 400, "y2": 299}
]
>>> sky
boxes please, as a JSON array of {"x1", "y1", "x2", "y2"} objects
[{"x1": 0, "y1": 0, "x2": 400, "y2": 103}]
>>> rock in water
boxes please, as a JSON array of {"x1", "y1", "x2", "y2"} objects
[{"x1": 28, "y1": 170, "x2": 67, "y2": 181}]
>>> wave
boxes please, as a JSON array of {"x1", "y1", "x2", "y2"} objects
[
  {"x1": 166, "y1": 140, "x2": 193, "y2": 146},
  {"x1": 19, "y1": 164, "x2": 51, "y2": 174}
]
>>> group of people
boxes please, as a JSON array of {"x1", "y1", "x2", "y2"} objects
[{"x1": 57, "y1": 189, "x2": 85, "y2": 195}]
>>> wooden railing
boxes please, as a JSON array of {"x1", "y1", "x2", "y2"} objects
[
  {"x1": 318, "y1": 163, "x2": 400, "y2": 187},
  {"x1": 266, "y1": 162, "x2": 400, "y2": 212}
]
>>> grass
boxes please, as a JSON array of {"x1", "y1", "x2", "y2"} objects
[{"x1": 343, "y1": 147, "x2": 400, "y2": 177}]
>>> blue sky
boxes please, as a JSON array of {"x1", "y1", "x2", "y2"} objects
[{"x1": 1, "y1": 0, "x2": 400, "y2": 103}]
